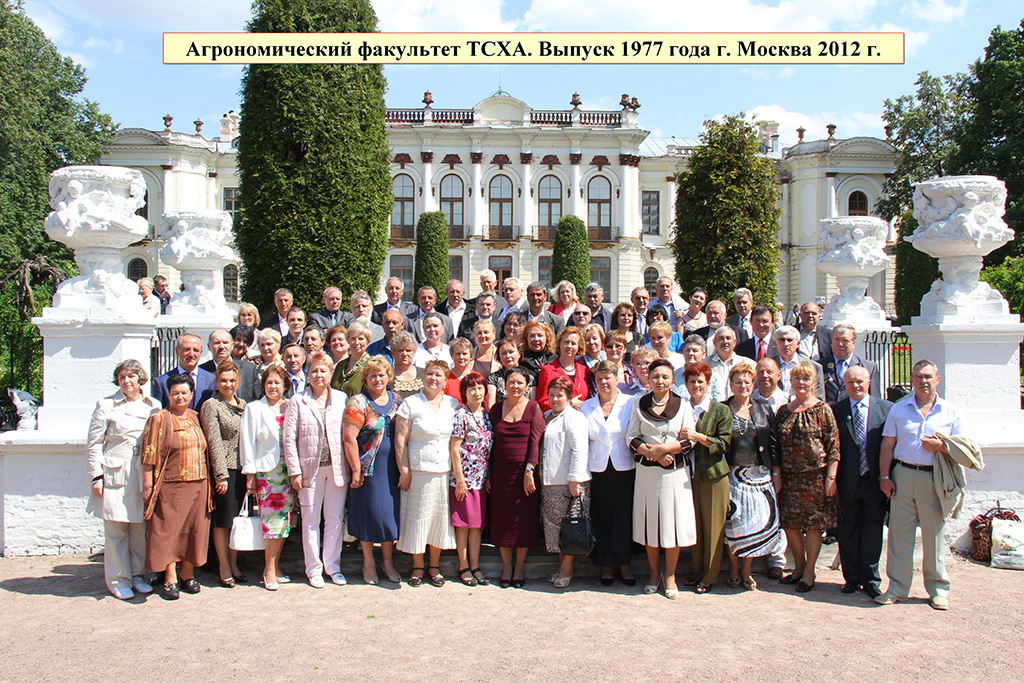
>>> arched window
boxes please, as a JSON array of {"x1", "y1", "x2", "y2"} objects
[
  {"x1": 440, "y1": 175, "x2": 464, "y2": 238},
  {"x1": 391, "y1": 174, "x2": 415, "y2": 238},
  {"x1": 223, "y1": 264, "x2": 239, "y2": 303},
  {"x1": 126, "y1": 257, "x2": 148, "y2": 281},
  {"x1": 644, "y1": 267, "x2": 659, "y2": 298},
  {"x1": 488, "y1": 175, "x2": 513, "y2": 239},
  {"x1": 538, "y1": 175, "x2": 562, "y2": 238},
  {"x1": 848, "y1": 190, "x2": 868, "y2": 216},
  {"x1": 587, "y1": 176, "x2": 611, "y2": 240}
]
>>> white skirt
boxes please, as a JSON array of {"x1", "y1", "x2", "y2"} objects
[
  {"x1": 633, "y1": 465, "x2": 697, "y2": 548},
  {"x1": 397, "y1": 471, "x2": 456, "y2": 553}
]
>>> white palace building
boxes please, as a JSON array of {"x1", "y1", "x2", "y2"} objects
[{"x1": 102, "y1": 91, "x2": 899, "y2": 309}]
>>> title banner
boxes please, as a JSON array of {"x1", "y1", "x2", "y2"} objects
[{"x1": 165, "y1": 32, "x2": 904, "y2": 65}]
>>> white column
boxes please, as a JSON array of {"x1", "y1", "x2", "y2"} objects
[
  {"x1": 470, "y1": 155, "x2": 484, "y2": 237},
  {"x1": 208, "y1": 173, "x2": 218, "y2": 211},
  {"x1": 520, "y1": 155, "x2": 534, "y2": 238},
  {"x1": 421, "y1": 152, "x2": 436, "y2": 212},
  {"x1": 569, "y1": 155, "x2": 582, "y2": 218},
  {"x1": 161, "y1": 164, "x2": 174, "y2": 212},
  {"x1": 826, "y1": 172, "x2": 837, "y2": 217}
]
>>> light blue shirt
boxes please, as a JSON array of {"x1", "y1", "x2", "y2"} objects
[{"x1": 883, "y1": 395, "x2": 963, "y2": 466}]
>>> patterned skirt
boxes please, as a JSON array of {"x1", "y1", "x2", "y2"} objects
[
  {"x1": 256, "y1": 460, "x2": 295, "y2": 540},
  {"x1": 541, "y1": 483, "x2": 591, "y2": 554},
  {"x1": 778, "y1": 467, "x2": 837, "y2": 530},
  {"x1": 725, "y1": 466, "x2": 783, "y2": 558}
]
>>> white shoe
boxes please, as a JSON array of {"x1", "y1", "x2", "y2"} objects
[
  {"x1": 277, "y1": 574, "x2": 292, "y2": 584},
  {"x1": 132, "y1": 577, "x2": 154, "y2": 594},
  {"x1": 309, "y1": 575, "x2": 325, "y2": 589},
  {"x1": 111, "y1": 585, "x2": 134, "y2": 600},
  {"x1": 330, "y1": 572, "x2": 347, "y2": 586}
]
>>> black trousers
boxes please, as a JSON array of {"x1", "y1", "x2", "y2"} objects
[{"x1": 837, "y1": 474, "x2": 887, "y2": 589}]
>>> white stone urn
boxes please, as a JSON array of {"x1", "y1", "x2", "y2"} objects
[
  {"x1": 815, "y1": 216, "x2": 893, "y2": 329},
  {"x1": 908, "y1": 175, "x2": 1016, "y2": 322},
  {"x1": 159, "y1": 210, "x2": 237, "y2": 319},
  {"x1": 43, "y1": 166, "x2": 149, "y2": 315}
]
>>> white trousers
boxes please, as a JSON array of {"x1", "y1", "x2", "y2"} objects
[
  {"x1": 104, "y1": 520, "x2": 147, "y2": 591},
  {"x1": 298, "y1": 466, "x2": 348, "y2": 578}
]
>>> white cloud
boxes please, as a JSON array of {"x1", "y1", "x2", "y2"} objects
[
  {"x1": 870, "y1": 22, "x2": 929, "y2": 57},
  {"x1": 81, "y1": 37, "x2": 124, "y2": 53},
  {"x1": 21, "y1": 0, "x2": 71, "y2": 44},
  {"x1": 746, "y1": 104, "x2": 884, "y2": 147},
  {"x1": 903, "y1": 0, "x2": 968, "y2": 23}
]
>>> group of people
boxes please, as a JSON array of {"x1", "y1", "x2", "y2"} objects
[{"x1": 87, "y1": 275, "x2": 965, "y2": 609}]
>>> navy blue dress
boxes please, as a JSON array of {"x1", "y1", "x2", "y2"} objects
[{"x1": 347, "y1": 392, "x2": 401, "y2": 543}]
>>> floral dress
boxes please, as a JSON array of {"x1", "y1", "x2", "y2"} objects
[{"x1": 449, "y1": 405, "x2": 494, "y2": 528}]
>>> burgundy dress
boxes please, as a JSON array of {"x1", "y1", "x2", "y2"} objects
[{"x1": 488, "y1": 400, "x2": 545, "y2": 548}]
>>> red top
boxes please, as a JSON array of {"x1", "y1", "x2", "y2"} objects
[{"x1": 536, "y1": 360, "x2": 591, "y2": 411}]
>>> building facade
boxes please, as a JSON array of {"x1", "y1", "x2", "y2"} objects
[{"x1": 100, "y1": 92, "x2": 898, "y2": 310}]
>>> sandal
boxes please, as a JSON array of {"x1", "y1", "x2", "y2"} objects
[
  {"x1": 742, "y1": 576, "x2": 757, "y2": 591},
  {"x1": 428, "y1": 566, "x2": 445, "y2": 587},
  {"x1": 218, "y1": 576, "x2": 236, "y2": 589},
  {"x1": 726, "y1": 576, "x2": 741, "y2": 589},
  {"x1": 232, "y1": 573, "x2": 249, "y2": 585},
  {"x1": 458, "y1": 568, "x2": 478, "y2": 587},
  {"x1": 779, "y1": 573, "x2": 801, "y2": 585},
  {"x1": 470, "y1": 567, "x2": 489, "y2": 586},
  {"x1": 408, "y1": 567, "x2": 424, "y2": 587},
  {"x1": 796, "y1": 580, "x2": 815, "y2": 593},
  {"x1": 695, "y1": 582, "x2": 712, "y2": 594}
]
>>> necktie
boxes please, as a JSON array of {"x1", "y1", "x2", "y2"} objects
[
  {"x1": 853, "y1": 401, "x2": 868, "y2": 476},
  {"x1": 292, "y1": 378, "x2": 299, "y2": 395},
  {"x1": 756, "y1": 339, "x2": 766, "y2": 361}
]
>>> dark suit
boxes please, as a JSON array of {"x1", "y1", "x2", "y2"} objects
[
  {"x1": 590, "y1": 305, "x2": 614, "y2": 332},
  {"x1": 457, "y1": 313, "x2": 499, "y2": 341},
  {"x1": 767, "y1": 352, "x2": 826, "y2": 401},
  {"x1": 371, "y1": 300, "x2": 417, "y2": 325},
  {"x1": 524, "y1": 309, "x2": 565, "y2": 337},
  {"x1": 309, "y1": 308, "x2": 344, "y2": 331},
  {"x1": 820, "y1": 353, "x2": 881, "y2": 403},
  {"x1": 831, "y1": 396, "x2": 893, "y2": 592},
  {"x1": 259, "y1": 312, "x2": 289, "y2": 337},
  {"x1": 152, "y1": 366, "x2": 215, "y2": 411},
  {"x1": 736, "y1": 334, "x2": 772, "y2": 362},
  {"x1": 725, "y1": 314, "x2": 752, "y2": 342},
  {"x1": 467, "y1": 293, "x2": 508, "y2": 316},
  {"x1": 408, "y1": 309, "x2": 455, "y2": 343},
  {"x1": 200, "y1": 358, "x2": 262, "y2": 403},
  {"x1": 693, "y1": 323, "x2": 740, "y2": 345}
]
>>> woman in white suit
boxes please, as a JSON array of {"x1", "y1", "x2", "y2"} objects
[
  {"x1": 282, "y1": 351, "x2": 349, "y2": 588},
  {"x1": 240, "y1": 364, "x2": 293, "y2": 591},
  {"x1": 581, "y1": 360, "x2": 637, "y2": 587},
  {"x1": 86, "y1": 359, "x2": 160, "y2": 600}
]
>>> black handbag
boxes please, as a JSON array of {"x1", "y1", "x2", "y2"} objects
[{"x1": 559, "y1": 494, "x2": 594, "y2": 556}]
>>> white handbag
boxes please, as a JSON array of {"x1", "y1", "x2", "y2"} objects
[{"x1": 229, "y1": 494, "x2": 265, "y2": 552}]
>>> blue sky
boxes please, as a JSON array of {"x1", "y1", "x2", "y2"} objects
[{"x1": 20, "y1": 0, "x2": 1024, "y2": 147}]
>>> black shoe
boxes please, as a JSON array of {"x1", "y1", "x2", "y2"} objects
[
  {"x1": 179, "y1": 578, "x2": 201, "y2": 594},
  {"x1": 619, "y1": 572, "x2": 637, "y2": 587},
  {"x1": 600, "y1": 576, "x2": 615, "y2": 587},
  {"x1": 159, "y1": 583, "x2": 179, "y2": 600},
  {"x1": 499, "y1": 578, "x2": 512, "y2": 588},
  {"x1": 511, "y1": 578, "x2": 525, "y2": 588},
  {"x1": 470, "y1": 568, "x2": 490, "y2": 586},
  {"x1": 864, "y1": 585, "x2": 882, "y2": 599},
  {"x1": 841, "y1": 583, "x2": 859, "y2": 594}
]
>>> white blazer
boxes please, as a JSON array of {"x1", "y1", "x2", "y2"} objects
[
  {"x1": 581, "y1": 391, "x2": 636, "y2": 473},
  {"x1": 239, "y1": 398, "x2": 285, "y2": 474},
  {"x1": 540, "y1": 407, "x2": 590, "y2": 486}
]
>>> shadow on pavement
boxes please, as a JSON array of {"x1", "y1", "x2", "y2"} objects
[{"x1": 0, "y1": 556, "x2": 107, "y2": 600}]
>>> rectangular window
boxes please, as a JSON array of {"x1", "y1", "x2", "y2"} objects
[
  {"x1": 537, "y1": 256, "x2": 552, "y2": 288},
  {"x1": 449, "y1": 255, "x2": 463, "y2": 284},
  {"x1": 488, "y1": 255, "x2": 513, "y2": 292},
  {"x1": 223, "y1": 187, "x2": 240, "y2": 219},
  {"x1": 590, "y1": 256, "x2": 612, "y2": 300},
  {"x1": 642, "y1": 190, "x2": 660, "y2": 235},
  {"x1": 390, "y1": 255, "x2": 414, "y2": 302}
]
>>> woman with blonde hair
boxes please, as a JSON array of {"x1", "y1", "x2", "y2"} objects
[
  {"x1": 256, "y1": 328, "x2": 282, "y2": 380},
  {"x1": 472, "y1": 319, "x2": 501, "y2": 377},
  {"x1": 551, "y1": 280, "x2": 580, "y2": 322},
  {"x1": 237, "y1": 303, "x2": 262, "y2": 358},
  {"x1": 282, "y1": 351, "x2": 349, "y2": 588}
]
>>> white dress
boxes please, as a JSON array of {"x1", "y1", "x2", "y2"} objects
[
  {"x1": 396, "y1": 392, "x2": 459, "y2": 552},
  {"x1": 626, "y1": 393, "x2": 697, "y2": 548}
]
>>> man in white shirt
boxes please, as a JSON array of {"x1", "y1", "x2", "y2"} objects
[
  {"x1": 444, "y1": 279, "x2": 467, "y2": 333},
  {"x1": 769, "y1": 325, "x2": 825, "y2": 399},
  {"x1": 797, "y1": 302, "x2": 832, "y2": 361},
  {"x1": 631, "y1": 286, "x2": 650, "y2": 336},
  {"x1": 875, "y1": 360, "x2": 964, "y2": 611},
  {"x1": 726, "y1": 287, "x2": 754, "y2": 342},
  {"x1": 736, "y1": 306, "x2": 774, "y2": 362},
  {"x1": 695, "y1": 299, "x2": 730, "y2": 355},
  {"x1": 754, "y1": 357, "x2": 788, "y2": 414},
  {"x1": 499, "y1": 277, "x2": 527, "y2": 320},
  {"x1": 707, "y1": 326, "x2": 741, "y2": 399}
]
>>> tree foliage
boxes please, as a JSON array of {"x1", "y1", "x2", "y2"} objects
[
  {"x1": 0, "y1": 0, "x2": 114, "y2": 276},
  {"x1": 981, "y1": 256, "x2": 1024, "y2": 317},
  {"x1": 551, "y1": 214, "x2": 589, "y2": 298},
  {"x1": 413, "y1": 211, "x2": 449, "y2": 299},
  {"x1": 235, "y1": 0, "x2": 392, "y2": 312},
  {"x1": 672, "y1": 115, "x2": 780, "y2": 308},
  {"x1": 878, "y1": 72, "x2": 964, "y2": 322},
  {"x1": 952, "y1": 19, "x2": 1024, "y2": 264}
]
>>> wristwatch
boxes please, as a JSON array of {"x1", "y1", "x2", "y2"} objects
[
  {"x1": 525, "y1": 464, "x2": 536, "y2": 474},
  {"x1": 878, "y1": 475, "x2": 891, "y2": 482}
]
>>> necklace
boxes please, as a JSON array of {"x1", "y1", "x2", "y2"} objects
[{"x1": 651, "y1": 394, "x2": 669, "y2": 406}]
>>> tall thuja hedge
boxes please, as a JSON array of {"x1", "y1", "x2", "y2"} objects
[
  {"x1": 413, "y1": 211, "x2": 449, "y2": 299},
  {"x1": 235, "y1": 0, "x2": 392, "y2": 311},
  {"x1": 551, "y1": 214, "x2": 589, "y2": 298}
]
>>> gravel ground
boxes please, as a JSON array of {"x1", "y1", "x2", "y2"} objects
[{"x1": 0, "y1": 546, "x2": 1021, "y2": 682}]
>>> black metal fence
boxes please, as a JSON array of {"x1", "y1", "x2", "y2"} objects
[
  {"x1": 859, "y1": 329, "x2": 913, "y2": 401},
  {"x1": 151, "y1": 326, "x2": 185, "y2": 379}
]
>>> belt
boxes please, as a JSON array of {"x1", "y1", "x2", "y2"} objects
[{"x1": 897, "y1": 461, "x2": 933, "y2": 472}]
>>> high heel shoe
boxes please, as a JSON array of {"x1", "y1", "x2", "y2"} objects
[{"x1": 643, "y1": 574, "x2": 662, "y2": 595}]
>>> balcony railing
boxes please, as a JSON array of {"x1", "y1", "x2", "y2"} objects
[
  {"x1": 385, "y1": 109, "x2": 424, "y2": 124},
  {"x1": 534, "y1": 225, "x2": 557, "y2": 241},
  {"x1": 485, "y1": 225, "x2": 520, "y2": 241},
  {"x1": 390, "y1": 225, "x2": 415, "y2": 239},
  {"x1": 432, "y1": 109, "x2": 474, "y2": 124},
  {"x1": 530, "y1": 111, "x2": 573, "y2": 125},
  {"x1": 587, "y1": 225, "x2": 619, "y2": 241},
  {"x1": 448, "y1": 224, "x2": 468, "y2": 240},
  {"x1": 580, "y1": 111, "x2": 623, "y2": 126}
]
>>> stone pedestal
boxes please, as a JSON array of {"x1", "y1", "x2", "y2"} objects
[
  {"x1": 33, "y1": 316, "x2": 156, "y2": 433},
  {"x1": 159, "y1": 210, "x2": 237, "y2": 325}
]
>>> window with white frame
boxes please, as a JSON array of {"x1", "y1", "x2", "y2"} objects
[{"x1": 642, "y1": 190, "x2": 660, "y2": 235}]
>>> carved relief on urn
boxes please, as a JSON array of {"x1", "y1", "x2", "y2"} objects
[
  {"x1": 815, "y1": 216, "x2": 893, "y2": 329},
  {"x1": 159, "y1": 210, "x2": 237, "y2": 317},
  {"x1": 43, "y1": 166, "x2": 150, "y2": 314},
  {"x1": 908, "y1": 176, "x2": 1015, "y2": 322}
]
